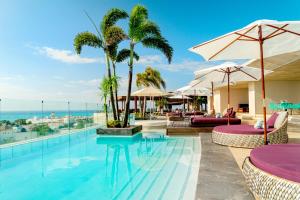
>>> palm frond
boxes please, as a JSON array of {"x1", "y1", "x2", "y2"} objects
[
  {"x1": 100, "y1": 76, "x2": 111, "y2": 98},
  {"x1": 140, "y1": 21, "x2": 161, "y2": 38},
  {"x1": 129, "y1": 5, "x2": 148, "y2": 40},
  {"x1": 107, "y1": 44, "x2": 118, "y2": 61},
  {"x1": 104, "y1": 26, "x2": 127, "y2": 46},
  {"x1": 141, "y1": 36, "x2": 173, "y2": 63},
  {"x1": 116, "y1": 49, "x2": 139, "y2": 63},
  {"x1": 101, "y1": 8, "x2": 128, "y2": 34},
  {"x1": 74, "y1": 32, "x2": 102, "y2": 54}
]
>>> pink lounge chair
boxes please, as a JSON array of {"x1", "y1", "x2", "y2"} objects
[
  {"x1": 243, "y1": 144, "x2": 300, "y2": 200},
  {"x1": 212, "y1": 112, "x2": 288, "y2": 148}
]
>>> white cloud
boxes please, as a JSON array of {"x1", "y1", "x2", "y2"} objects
[
  {"x1": 33, "y1": 46, "x2": 103, "y2": 64},
  {"x1": 67, "y1": 79, "x2": 101, "y2": 87},
  {"x1": 136, "y1": 55, "x2": 219, "y2": 72},
  {"x1": 137, "y1": 55, "x2": 163, "y2": 65}
]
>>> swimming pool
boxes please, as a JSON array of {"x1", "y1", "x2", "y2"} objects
[{"x1": 0, "y1": 129, "x2": 201, "y2": 200}]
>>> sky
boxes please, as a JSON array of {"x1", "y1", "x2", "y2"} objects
[{"x1": 0, "y1": 0, "x2": 300, "y2": 105}]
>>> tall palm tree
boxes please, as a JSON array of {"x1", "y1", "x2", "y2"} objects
[
  {"x1": 74, "y1": 9, "x2": 128, "y2": 121},
  {"x1": 123, "y1": 5, "x2": 173, "y2": 127},
  {"x1": 136, "y1": 66, "x2": 166, "y2": 117},
  {"x1": 107, "y1": 46, "x2": 139, "y2": 120}
]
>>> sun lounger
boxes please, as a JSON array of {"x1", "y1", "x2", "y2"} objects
[
  {"x1": 212, "y1": 112, "x2": 288, "y2": 148},
  {"x1": 242, "y1": 144, "x2": 300, "y2": 200}
]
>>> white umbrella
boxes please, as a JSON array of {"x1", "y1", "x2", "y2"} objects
[
  {"x1": 131, "y1": 86, "x2": 167, "y2": 119},
  {"x1": 176, "y1": 85, "x2": 210, "y2": 96},
  {"x1": 190, "y1": 19, "x2": 300, "y2": 144},
  {"x1": 245, "y1": 50, "x2": 300, "y2": 71},
  {"x1": 193, "y1": 62, "x2": 272, "y2": 124},
  {"x1": 169, "y1": 94, "x2": 191, "y2": 99},
  {"x1": 131, "y1": 86, "x2": 168, "y2": 97}
]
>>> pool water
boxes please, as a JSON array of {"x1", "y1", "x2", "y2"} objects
[{"x1": 0, "y1": 129, "x2": 201, "y2": 200}]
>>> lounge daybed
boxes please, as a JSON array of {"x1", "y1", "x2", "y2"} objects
[
  {"x1": 242, "y1": 144, "x2": 300, "y2": 200},
  {"x1": 191, "y1": 117, "x2": 241, "y2": 127},
  {"x1": 212, "y1": 111, "x2": 288, "y2": 148}
]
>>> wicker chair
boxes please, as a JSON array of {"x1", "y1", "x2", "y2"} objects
[
  {"x1": 212, "y1": 117, "x2": 288, "y2": 148},
  {"x1": 242, "y1": 157, "x2": 300, "y2": 200}
]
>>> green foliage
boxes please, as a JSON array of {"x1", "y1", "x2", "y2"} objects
[
  {"x1": 73, "y1": 32, "x2": 102, "y2": 54},
  {"x1": 104, "y1": 26, "x2": 127, "y2": 46},
  {"x1": 107, "y1": 120, "x2": 122, "y2": 128},
  {"x1": 115, "y1": 49, "x2": 139, "y2": 63},
  {"x1": 136, "y1": 66, "x2": 166, "y2": 89},
  {"x1": 129, "y1": 5, "x2": 148, "y2": 41},
  {"x1": 32, "y1": 124, "x2": 54, "y2": 136},
  {"x1": 155, "y1": 97, "x2": 168, "y2": 109},
  {"x1": 14, "y1": 119, "x2": 29, "y2": 126},
  {"x1": 101, "y1": 8, "x2": 128, "y2": 35},
  {"x1": 197, "y1": 96, "x2": 207, "y2": 104},
  {"x1": 0, "y1": 120, "x2": 12, "y2": 126},
  {"x1": 141, "y1": 37, "x2": 173, "y2": 63}
]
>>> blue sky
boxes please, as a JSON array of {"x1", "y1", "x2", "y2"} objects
[{"x1": 0, "y1": 0, "x2": 300, "y2": 103}]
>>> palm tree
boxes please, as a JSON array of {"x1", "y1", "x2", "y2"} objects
[
  {"x1": 107, "y1": 46, "x2": 139, "y2": 120},
  {"x1": 123, "y1": 5, "x2": 173, "y2": 127},
  {"x1": 136, "y1": 66, "x2": 166, "y2": 117},
  {"x1": 100, "y1": 76, "x2": 110, "y2": 126},
  {"x1": 74, "y1": 9, "x2": 128, "y2": 121}
]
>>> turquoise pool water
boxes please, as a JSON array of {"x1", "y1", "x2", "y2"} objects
[{"x1": 0, "y1": 129, "x2": 201, "y2": 200}]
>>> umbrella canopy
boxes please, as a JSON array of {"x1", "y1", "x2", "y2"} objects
[
  {"x1": 131, "y1": 86, "x2": 168, "y2": 97},
  {"x1": 193, "y1": 62, "x2": 272, "y2": 124},
  {"x1": 189, "y1": 20, "x2": 300, "y2": 61},
  {"x1": 194, "y1": 62, "x2": 272, "y2": 82},
  {"x1": 245, "y1": 50, "x2": 300, "y2": 71},
  {"x1": 176, "y1": 85, "x2": 210, "y2": 96},
  {"x1": 189, "y1": 19, "x2": 300, "y2": 144},
  {"x1": 168, "y1": 94, "x2": 192, "y2": 99}
]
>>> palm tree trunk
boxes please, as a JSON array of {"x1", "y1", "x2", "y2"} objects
[
  {"x1": 123, "y1": 43, "x2": 134, "y2": 127},
  {"x1": 112, "y1": 62, "x2": 120, "y2": 121},
  {"x1": 143, "y1": 96, "x2": 146, "y2": 118},
  {"x1": 105, "y1": 53, "x2": 117, "y2": 120},
  {"x1": 104, "y1": 97, "x2": 108, "y2": 127}
]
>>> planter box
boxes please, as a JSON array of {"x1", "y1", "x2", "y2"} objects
[{"x1": 96, "y1": 125, "x2": 142, "y2": 136}]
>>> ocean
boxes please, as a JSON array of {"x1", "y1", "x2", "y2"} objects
[{"x1": 0, "y1": 110, "x2": 99, "y2": 122}]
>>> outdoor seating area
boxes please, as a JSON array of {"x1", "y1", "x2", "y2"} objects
[
  {"x1": 242, "y1": 144, "x2": 300, "y2": 200},
  {"x1": 212, "y1": 112, "x2": 288, "y2": 148}
]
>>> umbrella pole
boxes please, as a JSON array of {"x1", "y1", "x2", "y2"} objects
[
  {"x1": 211, "y1": 82, "x2": 214, "y2": 115},
  {"x1": 259, "y1": 25, "x2": 268, "y2": 145},
  {"x1": 227, "y1": 72, "x2": 230, "y2": 125}
]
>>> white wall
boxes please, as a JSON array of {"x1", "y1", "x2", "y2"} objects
[
  {"x1": 249, "y1": 80, "x2": 300, "y2": 115},
  {"x1": 213, "y1": 87, "x2": 248, "y2": 113}
]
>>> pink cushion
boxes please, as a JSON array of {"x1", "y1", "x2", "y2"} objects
[
  {"x1": 250, "y1": 144, "x2": 300, "y2": 183},
  {"x1": 191, "y1": 117, "x2": 241, "y2": 126},
  {"x1": 213, "y1": 125, "x2": 274, "y2": 135},
  {"x1": 267, "y1": 112, "x2": 279, "y2": 128}
]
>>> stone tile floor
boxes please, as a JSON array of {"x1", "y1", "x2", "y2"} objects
[{"x1": 195, "y1": 134, "x2": 254, "y2": 200}]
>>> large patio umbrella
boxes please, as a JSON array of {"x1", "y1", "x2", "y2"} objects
[
  {"x1": 190, "y1": 20, "x2": 300, "y2": 144},
  {"x1": 131, "y1": 86, "x2": 168, "y2": 119},
  {"x1": 176, "y1": 85, "x2": 210, "y2": 96},
  {"x1": 189, "y1": 79, "x2": 225, "y2": 114},
  {"x1": 176, "y1": 84, "x2": 211, "y2": 112},
  {"x1": 193, "y1": 62, "x2": 272, "y2": 124}
]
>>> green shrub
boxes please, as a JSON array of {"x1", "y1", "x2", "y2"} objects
[
  {"x1": 107, "y1": 120, "x2": 122, "y2": 128},
  {"x1": 32, "y1": 124, "x2": 54, "y2": 136}
]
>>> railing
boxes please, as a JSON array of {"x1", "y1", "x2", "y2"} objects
[{"x1": 0, "y1": 98, "x2": 105, "y2": 145}]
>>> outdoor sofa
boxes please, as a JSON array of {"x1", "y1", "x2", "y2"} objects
[
  {"x1": 190, "y1": 117, "x2": 241, "y2": 127},
  {"x1": 212, "y1": 111, "x2": 288, "y2": 148},
  {"x1": 190, "y1": 107, "x2": 241, "y2": 127},
  {"x1": 242, "y1": 144, "x2": 300, "y2": 200}
]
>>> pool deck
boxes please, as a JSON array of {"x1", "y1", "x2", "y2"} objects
[{"x1": 195, "y1": 133, "x2": 254, "y2": 200}]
